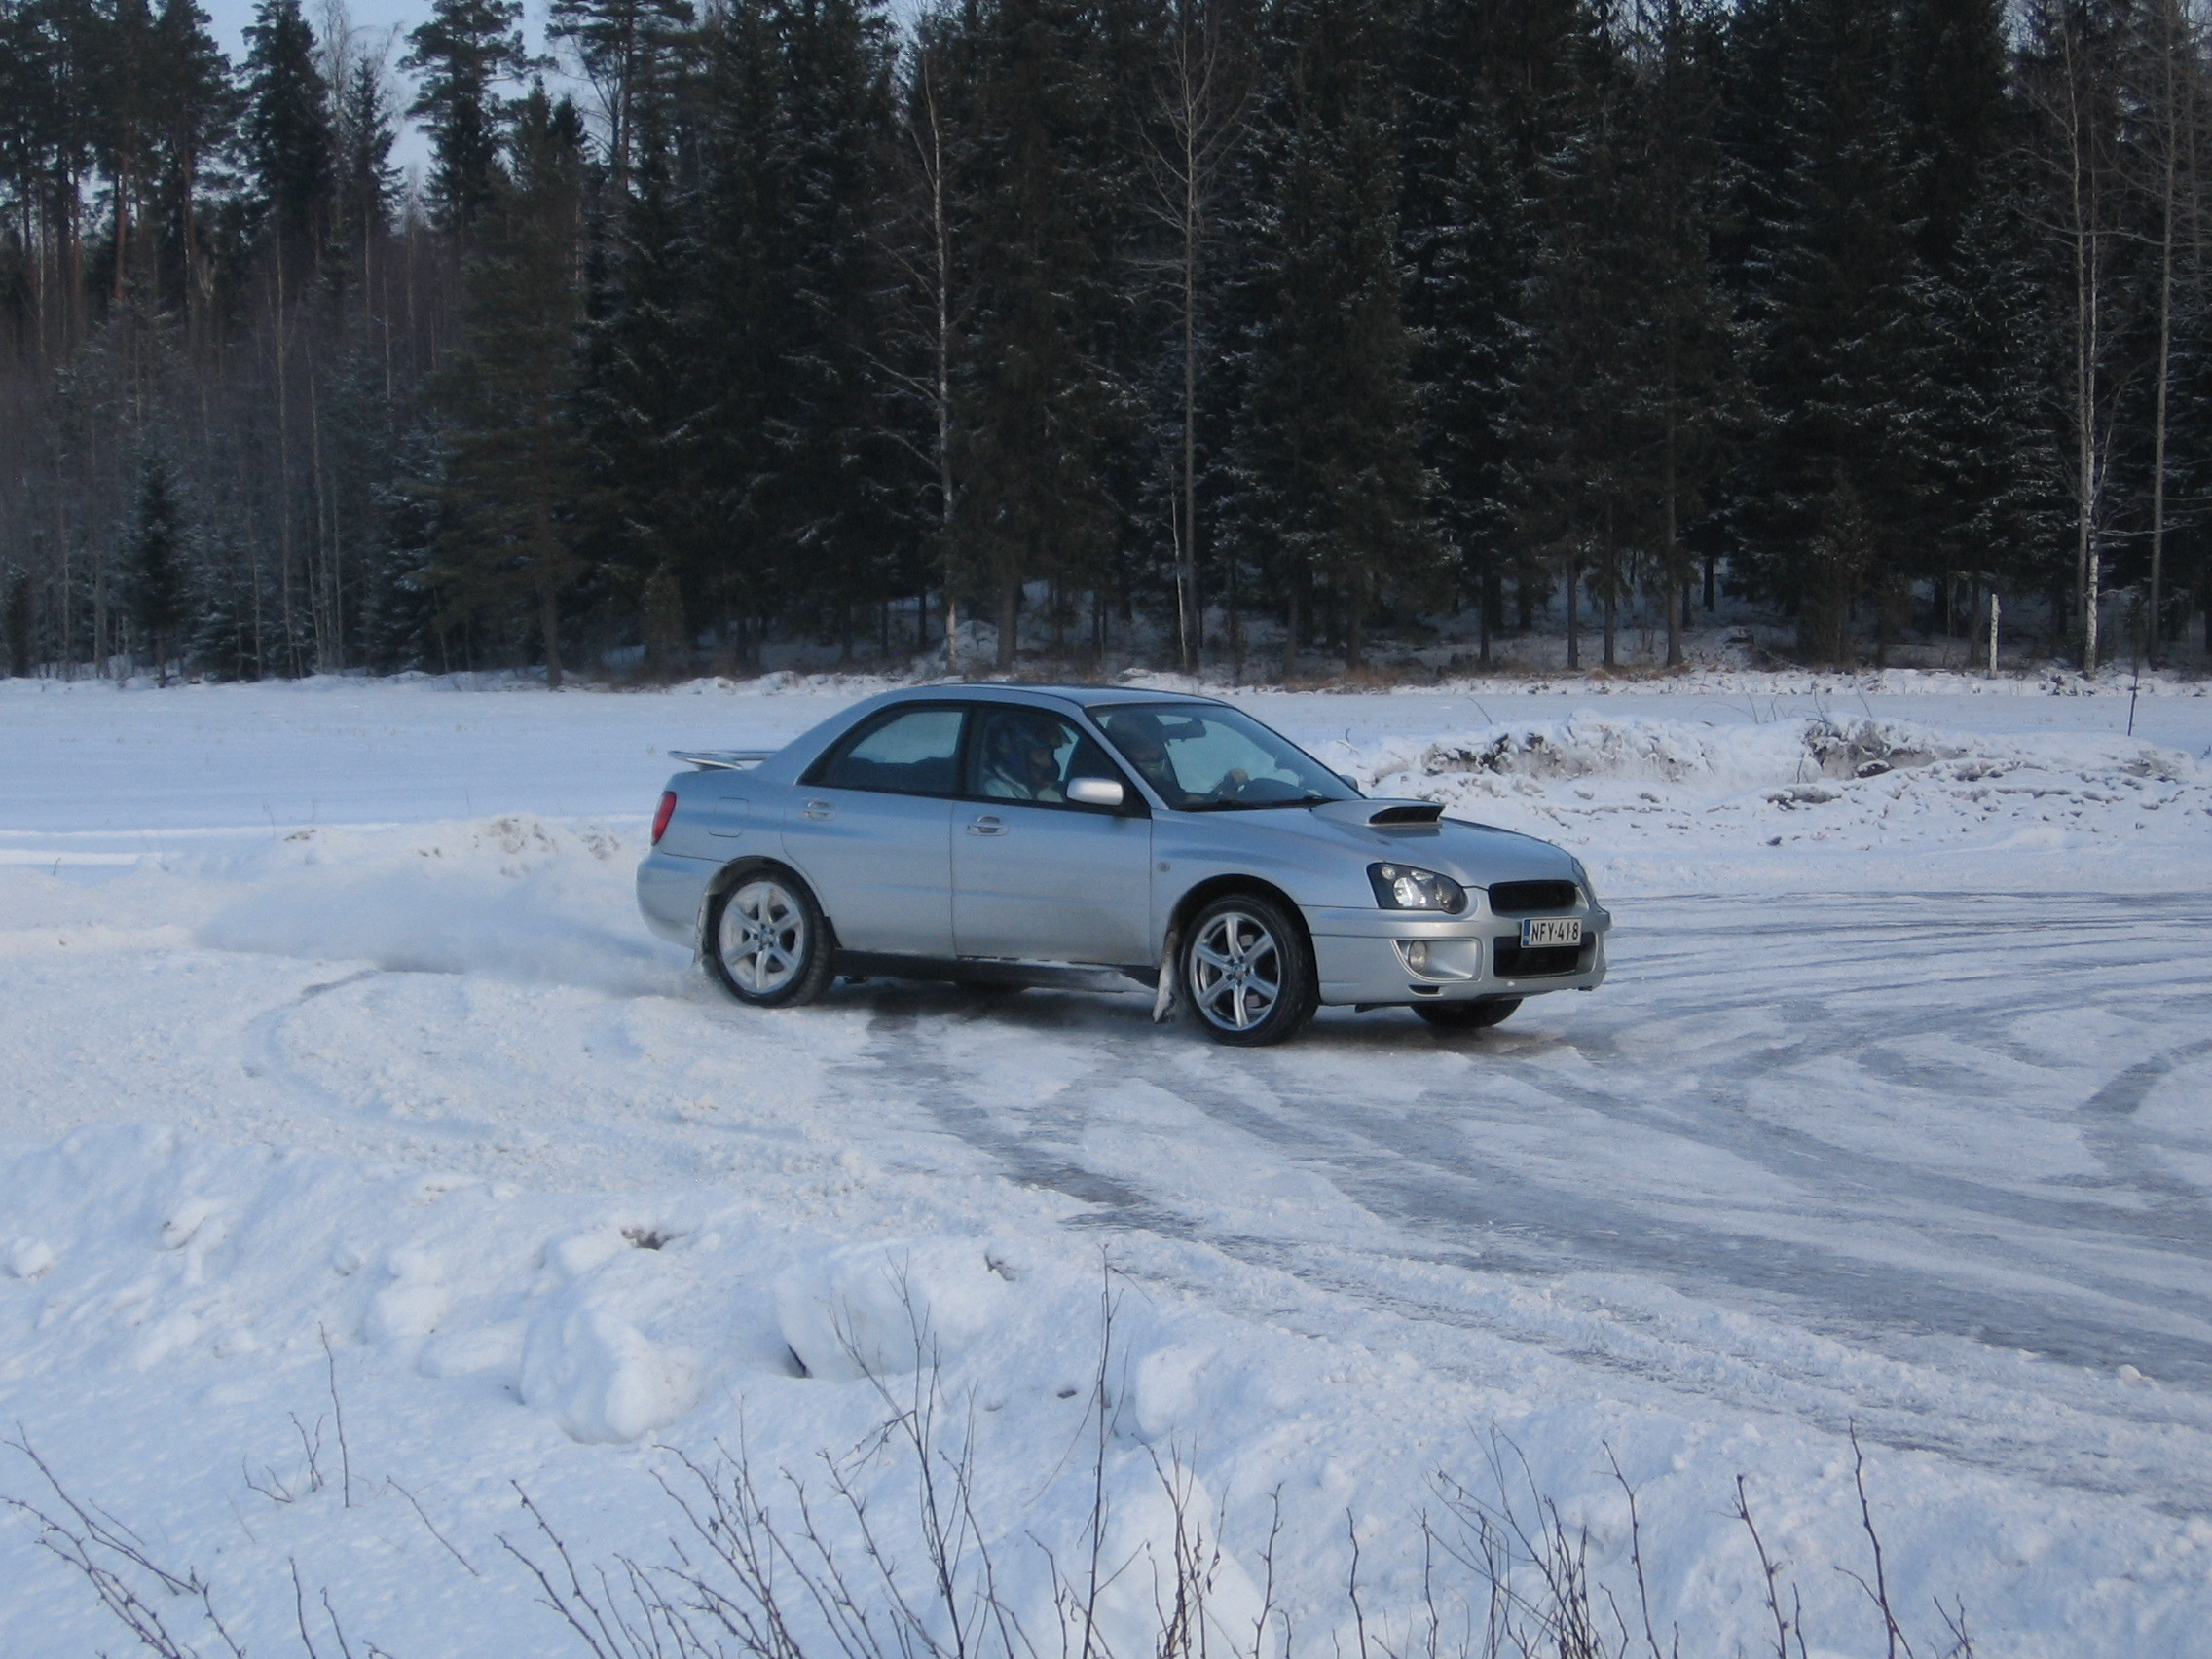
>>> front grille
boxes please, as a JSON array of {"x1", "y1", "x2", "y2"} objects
[
  {"x1": 1488, "y1": 880, "x2": 1579, "y2": 915},
  {"x1": 1493, "y1": 938, "x2": 1593, "y2": 977}
]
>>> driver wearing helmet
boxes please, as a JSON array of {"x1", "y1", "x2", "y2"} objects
[
  {"x1": 978, "y1": 710, "x2": 1068, "y2": 802},
  {"x1": 1102, "y1": 709, "x2": 1247, "y2": 806}
]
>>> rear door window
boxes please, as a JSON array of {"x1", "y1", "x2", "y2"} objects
[
  {"x1": 965, "y1": 706, "x2": 1126, "y2": 807},
  {"x1": 813, "y1": 707, "x2": 965, "y2": 796}
]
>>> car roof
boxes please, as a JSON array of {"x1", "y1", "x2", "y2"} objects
[{"x1": 879, "y1": 682, "x2": 1228, "y2": 712}]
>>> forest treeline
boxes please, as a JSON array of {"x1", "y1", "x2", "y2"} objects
[{"x1": 2, "y1": 0, "x2": 2209, "y2": 683}]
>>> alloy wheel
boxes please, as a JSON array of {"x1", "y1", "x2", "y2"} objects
[
  {"x1": 1188, "y1": 907, "x2": 1283, "y2": 1033},
  {"x1": 719, "y1": 878, "x2": 809, "y2": 996}
]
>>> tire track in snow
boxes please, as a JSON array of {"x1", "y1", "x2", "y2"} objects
[{"x1": 875, "y1": 892, "x2": 2212, "y2": 1513}]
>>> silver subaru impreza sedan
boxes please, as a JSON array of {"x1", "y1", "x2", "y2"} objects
[{"x1": 636, "y1": 683, "x2": 1609, "y2": 1046}]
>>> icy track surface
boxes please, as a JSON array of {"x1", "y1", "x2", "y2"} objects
[{"x1": 2, "y1": 671, "x2": 2211, "y2": 1657}]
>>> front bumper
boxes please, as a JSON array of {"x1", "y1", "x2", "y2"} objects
[{"x1": 1302, "y1": 903, "x2": 1611, "y2": 1007}]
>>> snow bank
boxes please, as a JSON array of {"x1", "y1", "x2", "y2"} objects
[{"x1": 1320, "y1": 712, "x2": 2210, "y2": 895}]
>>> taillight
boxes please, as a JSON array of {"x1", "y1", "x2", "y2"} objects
[{"x1": 651, "y1": 790, "x2": 677, "y2": 844}]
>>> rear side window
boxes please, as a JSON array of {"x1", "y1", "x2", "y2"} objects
[{"x1": 813, "y1": 707, "x2": 965, "y2": 796}]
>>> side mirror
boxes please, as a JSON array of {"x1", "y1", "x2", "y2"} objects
[
  {"x1": 1067, "y1": 777, "x2": 1125, "y2": 809},
  {"x1": 1336, "y1": 772, "x2": 1362, "y2": 793}
]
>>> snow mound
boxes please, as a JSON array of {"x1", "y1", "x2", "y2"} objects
[
  {"x1": 776, "y1": 1239, "x2": 1011, "y2": 1382},
  {"x1": 520, "y1": 1288, "x2": 697, "y2": 1444}
]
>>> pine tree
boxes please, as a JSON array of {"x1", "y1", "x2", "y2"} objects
[
  {"x1": 91, "y1": 0, "x2": 159, "y2": 299},
  {"x1": 403, "y1": 0, "x2": 531, "y2": 240},
  {"x1": 547, "y1": 0, "x2": 695, "y2": 194},
  {"x1": 127, "y1": 446, "x2": 187, "y2": 683},
  {"x1": 148, "y1": 0, "x2": 232, "y2": 324},
  {"x1": 431, "y1": 85, "x2": 589, "y2": 684}
]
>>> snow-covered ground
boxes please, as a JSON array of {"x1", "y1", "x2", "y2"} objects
[{"x1": 2, "y1": 669, "x2": 2209, "y2": 1657}]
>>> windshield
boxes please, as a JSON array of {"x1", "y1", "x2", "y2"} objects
[{"x1": 1091, "y1": 703, "x2": 1355, "y2": 811}]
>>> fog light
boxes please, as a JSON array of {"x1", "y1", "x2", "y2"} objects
[{"x1": 1403, "y1": 940, "x2": 1430, "y2": 972}]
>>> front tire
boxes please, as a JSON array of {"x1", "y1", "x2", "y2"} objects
[
  {"x1": 705, "y1": 869, "x2": 834, "y2": 1007},
  {"x1": 1182, "y1": 894, "x2": 1318, "y2": 1047},
  {"x1": 1414, "y1": 996, "x2": 1521, "y2": 1031}
]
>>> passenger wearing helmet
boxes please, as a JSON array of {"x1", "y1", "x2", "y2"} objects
[{"x1": 977, "y1": 709, "x2": 1068, "y2": 802}]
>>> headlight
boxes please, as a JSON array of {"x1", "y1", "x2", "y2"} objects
[
  {"x1": 1570, "y1": 859, "x2": 1599, "y2": 903},
  {"x1": 1368, "y1": 863, "x2": 1467, "y2": 913}
]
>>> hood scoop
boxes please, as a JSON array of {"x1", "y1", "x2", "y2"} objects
[{"x1": 1311, "y1": 797, "x2": 1445, "y2": 829}]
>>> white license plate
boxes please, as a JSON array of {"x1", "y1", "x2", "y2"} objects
[{"x1": 1521, "y1": 917, "x2": 1583, "y2": 948}]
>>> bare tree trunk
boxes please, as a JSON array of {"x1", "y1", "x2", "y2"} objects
[
  {"x1": 1664, "y1": 409, "x2": 1682, "y2": 669},
  {"x1": 1566, "y1": 546, "x2": 1581, "y2": 672},
  {"x1": 911, "y1": 53, "x2": 961, "y2": 672},
  {"x1": 275, "y1": 244, "x2": 299, "y2": 676},
  {"x1": 1145, "y1": 3, "x2": 1244, "y2": 676},
  {"x1": 2141, "y1": 0, "x2": 2194, "y2": 668}
]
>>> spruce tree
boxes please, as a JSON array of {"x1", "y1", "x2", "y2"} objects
[
  {"x1": 1512, "y1": 55, "x2": 1637, "y2": 671},
  {"x1": 1399, "y1": 1, "x2": 1539, "y2": 662},
  {"x1": 1617, "y1": 0, "x2": 1739, "y2": 667},
  {"x1": 1893, "y1": 0, "x2": 2046, "y2": 629},
  {"x1": 949, "y1": 0, "x2": 1124, "y2": 669},
  {"x1": 1235, "y1": 0, "x2": 1436, "y2": 669},
  {"x1": 331, "y1": 50, "x2": 400, "y2": 271},
  {"x1": 763, "y1": 0, "x2": 912, "y2": 663},
  {"x1": 432, "y1": 86, "x2": 589, "y2": 685},
  {"x1": 1732, "y1": 0, "x2": 1918, "y2": 662},
  {"x1": 128, "y1": 448, "x2": 188, "y2": 683},
  {"x1": 240, "y1": 0, "x2": 331, "y2": 279},
  {"x1": 578, "y1": 111, "x2": 704, "y2": 663}
]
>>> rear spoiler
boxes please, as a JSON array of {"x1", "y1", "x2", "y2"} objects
[{"x1": 670, "y1": 750, "x2": 775, "y2": 771}]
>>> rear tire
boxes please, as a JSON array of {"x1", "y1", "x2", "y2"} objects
[
  {"x1": 705, "y1": 868, "x2": 835, "y2": 1008},
  {"x1": 1413, "y1": 997, "x2": 1521, "y2": 1031},
  {"x1": 1182, "y1": 894, "x2": 1318, "y2": 1047}
]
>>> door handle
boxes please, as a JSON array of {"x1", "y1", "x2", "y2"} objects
[
  {"x1": 802, "y1": 799, "x2": 834, "y2": 821},
  {"x1": 966, "y1": 815, "x2": 1006, "y2": 835}
]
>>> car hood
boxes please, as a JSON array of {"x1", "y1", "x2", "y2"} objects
[{"x1": 1200, "y1": 797, "x2": 1582, "y2": 889}]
